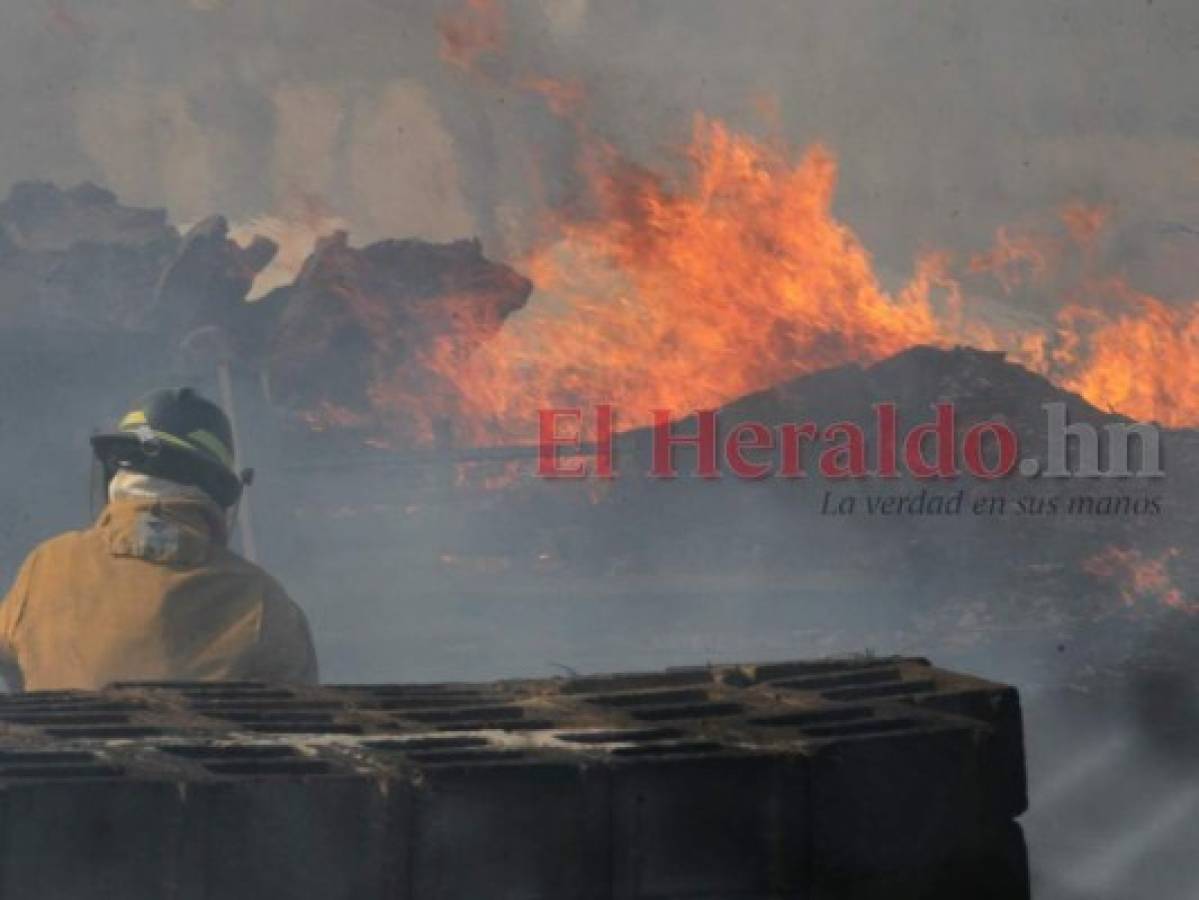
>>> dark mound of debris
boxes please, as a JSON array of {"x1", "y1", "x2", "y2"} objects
[
  {"x1": 0, "y1": 181, "x2": 173, "y2": 252},
  {"x1": 592, "y1": 345, "x2": 1185, "y2": 562},
  {"x1": 152, "y1": 215, "x2": 278, "y2": 359},
  {"x1": 0, "y1": 182, "x2": 179, "y2": 330},
  {"x1": 341, "y1": 344, "x2": 1193, "y2": 616},
  {"x1": 0, "y1": 182, "x2": 286, "y2": 355}
]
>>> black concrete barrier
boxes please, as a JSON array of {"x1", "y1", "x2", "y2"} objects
[{"x1": 0, "y1": 657, "x2": 1027, "y2": 899}]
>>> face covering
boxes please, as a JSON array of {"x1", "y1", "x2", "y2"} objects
[
  {"x1": 107, "y1": 469, "x2": 237, "y2": 537},
  {"x1": 108, "y1": 469, "x2": 212, "y2": 504}
]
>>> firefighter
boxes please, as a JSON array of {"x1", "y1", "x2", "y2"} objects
[{"x1": 0, "y1": 387, "x2": 318, "y2": 691}]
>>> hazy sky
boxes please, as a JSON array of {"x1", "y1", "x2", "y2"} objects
[{"x1": 1, "y1": 0, "x2": 1196, "y2": 278}]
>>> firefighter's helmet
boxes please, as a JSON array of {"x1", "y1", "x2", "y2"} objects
[{"x1": 90, "y1": 387, "x2": 244, "y2": 508}]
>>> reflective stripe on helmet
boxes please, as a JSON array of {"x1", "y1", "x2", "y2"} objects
[{"x1": 186, "y1": 429, "x2": 235, "y2": 469}]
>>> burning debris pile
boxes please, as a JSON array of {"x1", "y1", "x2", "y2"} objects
[
  {"x1": 2, "y1": 121, "x2": 1194, "y2": 453},
  {"x1": 572, "y1": 344, "x2": 1193, "y2": 573},
  {"x1": 0, "y1": 180, "x2": 531, "y2": 444},
  {"x1": 263, "y1": 233, "x2": 531, "y2": 445},
  {"x1": 315, "y1": 343, "x2": 1197, "y2": 667}
]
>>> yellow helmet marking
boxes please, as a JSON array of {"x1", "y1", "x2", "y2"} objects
[{"x1": 119, "y1": 410, "x2": 149, "y2": 430}]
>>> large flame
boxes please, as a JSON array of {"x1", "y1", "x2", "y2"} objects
[
  {"x1": 323, "y1": 108, "x2": 1198, "y2": 441},
  {"x1": 431, "y1": 118, "x2": 950, "y2": 441},
  {"x1": 297, "y1": 0, "x2": 1199, "y2": 442},
  {"x1": 353, "y1": 113, "x2": 1199, "y2": 441}
]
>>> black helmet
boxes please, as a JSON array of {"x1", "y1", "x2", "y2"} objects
[{"x1": 90, "y1": 388, "x2": 244, "y2": 508}]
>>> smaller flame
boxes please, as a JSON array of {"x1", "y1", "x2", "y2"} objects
[
  {"x1": 297, "y1": 401, "x2": 374, "y2": 432},
  {"x1": 969, "y1": 226, "x2": 1052, "y2": 294},
  {"x1": 1082, "y1": 546, "x2": 1196, "y2": 614},
  {"x1": 1059, "y1": 200, "x2": 1111, "y2": 249},
  {"x1": 1051, "y1": 281, "x2": 1199, "y2": 427}
]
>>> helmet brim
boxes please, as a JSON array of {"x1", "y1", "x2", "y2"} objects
[{"x1": 90, "y1": 432, "x2": 243, "y2": 508}]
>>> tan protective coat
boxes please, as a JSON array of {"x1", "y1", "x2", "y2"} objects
[{"x1": 0, "y1": 498, "x2": 318, "y2": 691}]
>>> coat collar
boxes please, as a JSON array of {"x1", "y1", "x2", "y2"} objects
[{"x1": 98, "y1": 496, "x2": 229, "y2": 548}]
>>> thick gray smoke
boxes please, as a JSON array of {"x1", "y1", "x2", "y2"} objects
[
  {"x1": 3, "y1": 0, "x2": 1198, "y2": 275},
  {"x1": 1, "y1": 4, "x2": 1198, "y2": 898}
]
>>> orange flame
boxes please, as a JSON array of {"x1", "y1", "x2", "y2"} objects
[
  {"x1": 313, "y1": 9, "x2": 1199, "y2": 443},
  {"x1": 963, "y1": 203, "x2": 1197, "y2": 427},
  {"x1": 297, "y1": 401, "x2": 374, "y2": 433},
  {"x1": 1050, "y1": 281, "x2": 1199, "y2": 426},
  {"x1": 358, "y1": 111, "x2": 1198, "y2": 441},
  {"x1": 432, "y1": 117, "x2": 949, "y2": 441},
  {"x1": 968, "y1": 225, "x2": 1053, "y2": 294}
]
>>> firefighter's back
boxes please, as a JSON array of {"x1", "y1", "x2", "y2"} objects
[{"x1": 0, "y1": 496, "x2": 316, "y2": 691}]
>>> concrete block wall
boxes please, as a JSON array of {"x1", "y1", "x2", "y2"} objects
[{"x1": 0, "y1": 657, "x2": 1027, "y2": 899}]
